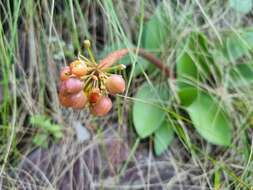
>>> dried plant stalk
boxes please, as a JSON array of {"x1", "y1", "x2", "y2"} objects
[{"x1": 99, "y1": 48, "x2": 172, "y2": 78}]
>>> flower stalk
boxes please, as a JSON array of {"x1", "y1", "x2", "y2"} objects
[{"x1": 58, "y1": 40, "x2": 172, "y2": 116}]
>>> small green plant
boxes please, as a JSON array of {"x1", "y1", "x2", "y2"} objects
[
  {"x1": 131, "y1": 4, "x2": 253, "y2": 156},
  {"x1": 58, "y1": 2, "x2": 253, "y2": 157},
  {"x1": 30, "y1": 115, "x2": 63, "y2": 148}
]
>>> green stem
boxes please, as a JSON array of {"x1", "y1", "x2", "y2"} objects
[{"x1": 118, "y1": 137, "x2": 140, "y2": 179}]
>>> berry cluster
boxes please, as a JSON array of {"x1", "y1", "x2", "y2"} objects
[{"x1": 58, "y1": 40, "x2": 126, "y2": 116}]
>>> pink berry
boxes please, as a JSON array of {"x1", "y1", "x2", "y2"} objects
[
  {"x1": 59, "y1": 93, "x2": 72, "y2": 107},
  {"x1": 65, "y1": 78, "x2": 84, "y2": 94},
  {"x1": 91, "y1": 96, "x2": 112, "y2": 116},
  {"x1": 105, "y1": 75, "x2": 125, "y2": 95},
  {"x1": 69, "y1": 91, "x2": 88, "y2": 109}
]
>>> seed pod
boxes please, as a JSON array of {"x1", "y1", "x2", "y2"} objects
[
  {"x1": 88, "y1": 88, "x2": 101, "y2": 104},
  {"x1": 91, "y1": 96, "x2": 112, "y2": 116},
  {"x1": 105, "y1": 74, "x2": 125, "y2": 95},
  {"x1": 59, "y1": 93, "x2": 72, "y2": 107},
  {"x1": 60, "y1": 66, "x2": 71, "y2": 81},
  {"x1": 65, "y1": 78, "x2": 84, "y2": 94},
  {"x1": 83, "y1": 40, "x2": 91, "y2": 48},
  {"x1": 70, "y1": 60, "x2": 87, "y2": 76},
  {"x1": 69, "y1": 91, "x2": 88, "y2": 109}
]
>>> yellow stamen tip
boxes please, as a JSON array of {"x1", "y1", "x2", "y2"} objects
[
  {"x1": 83, "y1": 39, "x2": 96, "y2": 63},
  {"x1": 119, "y1": 64, "x2": 126, "y2": 70}
]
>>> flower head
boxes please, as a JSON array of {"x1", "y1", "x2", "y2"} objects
[{"x1": 58, "y1": 40, "x2": 126, "y2": 116}]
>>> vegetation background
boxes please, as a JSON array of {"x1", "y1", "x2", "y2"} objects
[{"x1": 1, "y1": 0, "x2": 253, "y2": 189}]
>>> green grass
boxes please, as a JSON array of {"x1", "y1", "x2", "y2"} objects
[{"x1": 1, "y1": 0, "x2": 253, "y2": 189}]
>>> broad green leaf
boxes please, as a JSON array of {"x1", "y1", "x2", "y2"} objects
[
  {"x1": 229, "y1": 63, "x2": 253, "y2": 86},
  {"x1": 225, "y1": 31, "x2": 253, "y2": 61},
  {"x1": 139, "y1": 3, "x2": 168, "y2": 75},
  {"x1": 177, "y1": 52, "x2": 198, "y2": 78},
  {"x1": 177, "y1": 33, "x2": 213, "y2": 88},
  {"x1": 229, "y1": 0, "x2": 253, "y2": 14},
  {"x1": 141, "y1": 4, "x2": 168, "y2": 51},
  {"x1": 133, "y1": 83, "x2": 169, "y2": 138},
  {"x1": 178, "y1": 88, "x2": 232, "y2": 146},
  {"x1": 154, "y1": 120, "x2": 174, "y2": 155},
  {"x1": 177, "y1": 88, "x2": 198, "y2": 107},
  {"x1": 226, "y1": 35, "x2": 248, "y2": 61}
]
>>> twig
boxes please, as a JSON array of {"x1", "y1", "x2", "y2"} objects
[{"x1": 99, "y1": 48, "x2": 173, "y2": 78}]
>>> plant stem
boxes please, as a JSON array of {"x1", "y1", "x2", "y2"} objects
[
  {"x1": 118, "y1": 137, "x2": 140, "y2": 179},
  {"x1": 99, "y1": 48, "x2": 173, "y2": 78}
]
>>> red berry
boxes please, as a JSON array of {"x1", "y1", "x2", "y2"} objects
[
  {"x1": 65, "y1": 78, "x2": 84, "y2": 94},
  {"x1": 69, "y1": 91, "x2": 88, "y2": 109},
  {"x1": 70, "y1": 60, "x2": 87, "y2": 76},
  {"x1": 60, "y1": 66, "x2": 71, "y2": 81},
  {"x1": 59, "y1": 93, "x2": 72, "y2": 107},
  {"x1": 88, "y1": 88, "x2": 101, "y2": 104},
  {"x1": 91, "y1": 96, "x2": 112, "y2": 116},
  {"x1": 59, "y1": 81, "x2": 68, "y2": 95},
  {"x1": 105, "y1": 75, "x2": 125, "y2": 95}
]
